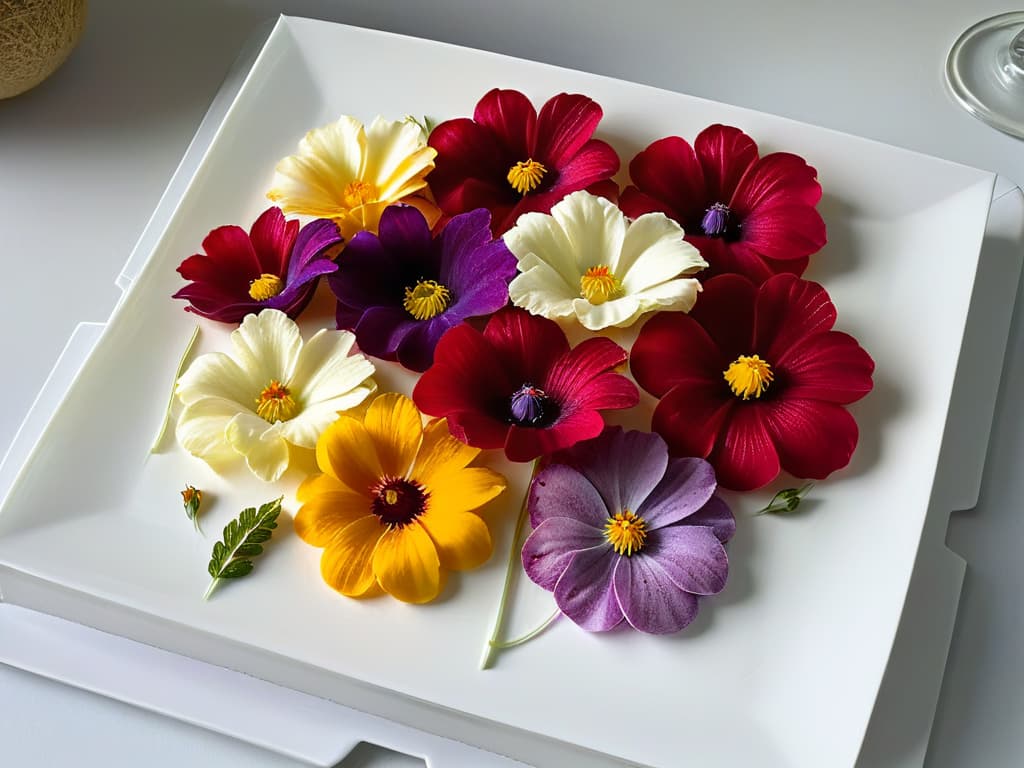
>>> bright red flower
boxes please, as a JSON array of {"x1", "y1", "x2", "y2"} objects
[
  {"x1": 630, "y1": 274, "x2": 874, "y2": 491},
  {"x1": 427, "y1": 89, "x2": 620, "y2": 236},
  {"x1": 620, "y1": 125, "x2": 827, "y2": 284},
  {"x1": 413, "y1": 307, "x2": 639, "y2": 462}
]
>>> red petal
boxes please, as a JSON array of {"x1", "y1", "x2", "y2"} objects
[
  {"x1": 628, "y1": 136, "x2": 706, "y2": 225},
  {"x1": 544, "y1": 337, "x2": 628, "y2": 400},
  {"x1": 505, "y1": 409, "x2": 606, "y2": 463},
  {"x1": 693, "y1": 237, "x2": 776, "y2": 283},
  {"x1": 482, "y1": 308, "x2": 570, "y2": 386},
  {"x1": 693, "y1": 124, "x2": 758, "y2": 205},
  {"x1": 619, "y1": 187, "x2": 677, "y2": 220},
  {"x1": 428, "y1": 118, "x2": 509, "y2": 213},
  {"x1": 586, "y1": 178, "x2": 621, "y2": 204},
  {"x1": 741, "y1": 203, "x2": 827, "y2": 260},
  {"x1": 547, "y1": 138, "x2": 620, "y2": 195},
  {"x1": 781, "y1": 331, "x2": 875, "y2": 404},
  {"x1": 753, "y1": 274, "x2": 837, "y2": 362},
  {"x1": 709, "y1": 405, "x2": 780, "y2": 491},
  {"x1": 249, "y1": 206, "x2": 297, "y2": 276},
  {"x1": 762, "y1": 399, "x2": 859, "y2": 480},
  {"x1": 473, "y1": 88, "x2": 537, "y2": 158},
  {"x1": 445, "y1": 409, "x2": 512, "y2": 452},
  {"x1": 762, "y1": 253, "x2": 810, "y2": 279},
  {"x1": 535, "y1": 93, "x2": 604, "y2": 167},
  {"x1": 631, "y1": 312, "x2": 725, "y2": 397},
  {"x1": 730, "y1": 152, "x2": 823, "y2": 214},
  {"x1": 651, "y1": 380, "x2": 734, "y2": 459},
  {"x1": 689, "y1": 274, "x2": 758, "y2": 359}
]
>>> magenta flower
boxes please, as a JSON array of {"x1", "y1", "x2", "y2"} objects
[
  {"x1": 522, "y1": 427, "x2": 734, "y2": 634},
  {"x1": 173, "y1": 207, "x2": 342, "y2": 323},
  {"x1": 328, "y1": 205, "x2": 517, "y2": 372}
]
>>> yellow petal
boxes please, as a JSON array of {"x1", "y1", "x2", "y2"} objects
[
  {"x1": 294, "y1": 485, "x2": 372, "y2": 547},
  {"x1": 372, "y1": 523, "x2": 440, "y2": 603},
  {"x1": 413, "y1": 418, "x2": 481, "y2": 485},
  {"x1": 418, "y1": 509, "x2": 493, "y2": 571},
  {"x1": 296, "y1": 472, "x2": 346, "y2": 503},
  {"x1": 319, "y1": 515, "x2": 384, "y2": 597},
  {"x1": 315, "y1": 414, "x2": 383, "y2": 494},
  {"x1": 427, "y1": 467, "x2": 507, "y2": 515},
  {"x1": 363, "y1": 393, "x2": 423, "y2": 478}
]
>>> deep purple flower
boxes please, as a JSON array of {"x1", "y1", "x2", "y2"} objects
[
  {"x1": 522, "y1": 427, "x2": 735, "y2": 634},
  {"x1": 173, "y1": 206, "x2": 342, "y2": 324},
  {"x1": 329, "y1": 204, "x2": 517, "y2": 372}
]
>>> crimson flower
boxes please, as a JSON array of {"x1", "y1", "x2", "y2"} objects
[
  {"x1": 413, "y1": 307, "x2": 639, "y2": 462},
  {"x1": 173, "y1": 207, "x2": 341, "y2": 323},
  {"x1": 620, "y1": 124, "x2": 826, "y2": 284},
  {"x1": 630, "y1": 274, "x2": 874, "y2": 491},
  {"x1": 427, "y1": 88, "x2": 620, "y2": 236}
]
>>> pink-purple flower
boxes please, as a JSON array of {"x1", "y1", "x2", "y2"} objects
[{"x1": 522, "y1": 427, "x2": 734, "y2": 634}]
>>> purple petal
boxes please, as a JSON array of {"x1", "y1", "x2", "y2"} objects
[
  {"x1": 553, "y1": 546, "x2": 623, "y2": 631},
  {"x1": 528, "y1": 463, "x2": 610, "y2": 529},
  {"x1": 647, "y1": 525, "x2": 728, "y2": 595},
  {"x1": 612, "y1": 554, "x2": 700, "y2": 634},
  {"x1": 268, "y1": 259, "x2": 337, "y2": 311},
  {"x1": 684, "y1": 495, "x2": 736, "y2": 543},
  {"x1": 286, "y1": 218, "x2": 343, "y2": 284},
  {"x1": 328, "y1": 231, "x2": 404, "y2": 311},
  {"x1": 353, "y1": 305, "x2": 418, "y2": 359},
  {"x1": 637, "y1": 457, "x2": 718, "y2": 529},
  {"x1": 522, "y1": 517, "x2": 607, "y2": 591},
  {"x1": 395, "y1": 313, "x2": 460, "y2": 373},
  {"x1": 564, "y1": 427, "x2": 669, "y2": 517},
  {"x1": 378, "y1": 204, "x2": 434, "y2": 253}
]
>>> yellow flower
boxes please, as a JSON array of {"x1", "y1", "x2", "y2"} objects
[
  {"x1": 267, "y1": 115, "x2": 440, "y2": 243},
  {"x1": 294, "y1": 393, "x2": 507, "y2": 603}
]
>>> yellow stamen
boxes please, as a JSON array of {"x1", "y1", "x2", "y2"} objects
[
  {"x1": 342, "y1": 180, "x2": 379, "y2": 209},
  {"x1": 403, "y1": 279, "x2": 452, "y2": 320},
  {"x1": 724, "y1": 355, "x2": 774, "y2": 400},
  {"x1": 604, "y1": 510, "x2": 648, "y2": 556},
  {"x1": 507, "y1": 159, "x2": 547, "y2": 195},
  {"x1": 383, "y1": 489, "x2": 399, "y2": 505},
  {"x1": 248, "y1": 273, "x2": 284, "y2": 301},
  {"x1": 256, "y1": 380, "x2": 297, "y2": 422},
  {"x1": 181, "y1": 485, "x2": 201, "y2": 507},
  {"x1": 579, "y1": 265, "x2": 621, "y2": 305}
]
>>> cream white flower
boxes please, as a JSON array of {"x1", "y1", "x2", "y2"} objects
[
  {"x1": 175, "y1": 310, "x2": 376, "y2": 482},
  {"x1": 504, "y1": 191, "x2": 708, "y2": 331}
]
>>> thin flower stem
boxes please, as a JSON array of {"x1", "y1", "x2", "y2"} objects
[
  {"x1": 202, "y1": 578, "x2": 219, "y2": 602},
  {"x1": 489, "y1": 609, "x2": 561, "y2": 650},
  {"x1": 479, "y1": 458, "x2": 541, "y2": 670},
  {"x1": 150, "y1": 324, "x2": 200, "y2": 453}
]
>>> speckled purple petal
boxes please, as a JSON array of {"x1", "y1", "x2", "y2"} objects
[
  {"x1": 683, "y1": 495, "x2": 736, "y2": 543},
  {"x1": 528, "y1": 463, "x2": 610, "y2": 529},
  {"x1": 647, "y1": 525, "x2": 728, "y2": 595},
  {"x1": 563, "y1": 427, "x2": 669, "y2": 516},
  {"x1": 553, "y1": 545, "x2": 623, "y2": 631},
  {"x1": 522, "y1": 517, "x2": 607, "y2": 591},
  {"x1": 612, "y1": 554, "x2": 700, "y2": 634},
  {"x1": 637, "y1": 457, "x2": 718, "y2": 530}
]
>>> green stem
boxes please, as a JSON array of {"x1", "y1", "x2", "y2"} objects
[
  {"x1": 150, "y1": 324, "x2": 200, "y2": 453},
  {"x1": 202, "y1": 578, "x2": 219, "y2": 601},
  {"x1": 479, "y1": 458, "x2": 540, "y2": 670},
  {"x1": 489, "y1": 609, "x2": 561, "y2": 650}
]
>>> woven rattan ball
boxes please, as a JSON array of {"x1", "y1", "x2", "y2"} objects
[{"x1": 0, "y1": 0, "x2": 86, "y2": 99}]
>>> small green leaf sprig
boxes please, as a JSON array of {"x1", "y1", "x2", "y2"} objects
[
  {"x1": 204, "y1": 497, "x2": 282, "y2": 600},
  {"x1": 756, "y1": 482, "x2": 814, "y2": 515}
]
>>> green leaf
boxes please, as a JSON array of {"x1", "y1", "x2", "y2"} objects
[
  {"x1": 755, "y1": 482, "x2": 814, "y2": 516},
  {"x1": 203, "y1": 497, "x2": 282, "y2": 600}
]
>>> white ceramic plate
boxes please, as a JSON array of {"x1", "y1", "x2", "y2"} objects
[{"x1": 0, "y1": 16, "x2": 999, "y2": 768}]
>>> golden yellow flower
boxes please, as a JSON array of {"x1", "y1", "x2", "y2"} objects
[
  {"x1": 267, "y1": 116, "x2": 439, "y2": 243},
  {"x1": 294, "y1": 393, "x2": 507, "y2": 603}
]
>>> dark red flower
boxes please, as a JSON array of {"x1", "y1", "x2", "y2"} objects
[
  {"x1": 620, "y1": 125, "x2": 827, "y2": 284},
  {"x1": 427, "y1": 89, "x2": 620, "y2": 236},
  {"x1": 630, "y1": 274, "x2": 874, "y2": 490},
  {"x1": 413, "y1": 307, "x2": 639, "y2": 462}
]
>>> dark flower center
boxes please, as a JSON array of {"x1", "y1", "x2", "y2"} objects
[
  {"x1": 509, "y1": 383, "x2": 557, "y2": 427},
  {"x1": 370, "y1": 477, "x2": 428, "y2": 527},
  {"x1": 701, "y1": 202, "x2": 732, "y2": 237}
]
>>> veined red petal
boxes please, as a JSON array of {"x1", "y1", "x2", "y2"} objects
[
  {"x1": 627, "y1": 136, "x2": 706, "y2": 224},
  {"x1": 505, "y1": 409, "x2": 607, "y2": 463},
  {"x1": 543, "y1": 337, "x2": 629, "y2": 402},
  {"x1": 693, "y1": 124, "x2": 759, "y2": 205},
  {"x1": 781, "y1": 331, "x2": 875, "y2": 404},
  {"x1": 631, "y1": 312, "x2": 724, "y2": 397},
  {"x1": 709, "y1": 405, "x2": 780, "y2": 491},
  {"x1": 762, "y1": 398, "x2": 860, "y2": 480},
  {"x1": 200, "y1": 224, "x2": 261, "y2": 280},
  {"x1": 535, "y1": 93, "x2": 604, "y2": 166},
  {"x1": 651, "y1": 380, "x2": 734, "y2": 459},
  {"x1": 482, "y1": 308, "x2": 569, "y2": 387},
  {"x1": 547, "y1": 138, "x2": 621, "y2": 196},
  {"x1": 753, "y1": 274, "x2": 837, "y2": 362},
  {"x1": 619, "y1": 187, "x2": 677, "y2": 220},
  {"x1": 692, "y1": 237, "x2": 779, "y2": 283},
  {"x1": 689, "y1": 274, "x2": 758, "y2": 359},
  {"x1": 473, "y1": 88, "x2": 537, "y2": 158},
  {"x1": 428, "y1": 118, "x2": 509, "y2": 213},
  {"x1": 249, "y1": 206, "x2": 296, "y2": 277},
  {"x1": 741, "y1": 203, "x2": 827, "y2": 260},
  {"x1": 730, "y1": 152, "x2": 823, "y2": 214}
]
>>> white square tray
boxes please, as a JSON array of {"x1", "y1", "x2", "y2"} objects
[{"x1": 0, "y1": 16, "x2": 1018, "y2": 768}]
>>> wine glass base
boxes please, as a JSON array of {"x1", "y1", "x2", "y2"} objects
[{"x1": 946, "y1": 11, "x2": 1024, "y2": 140}]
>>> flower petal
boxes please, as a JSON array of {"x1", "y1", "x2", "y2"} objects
[
  {"x1": 225, "y1": 413, "x2": 290, "y2": 482},
  {"x1": 522, "y1": 517, "x2": 607, "y2": 590},
  {"x1": 425, "y1": 467, "x2": 506, "y2": 517},
  {"x1": 176, "y1": 351, "x2": 253, "y2": 407},
  {"x1": 413, "y1": 418, "x2": 482, "y2": 481},
  {"x1": 278, "y1": 391, "x2": 375, "y2": 449},
  {"x1": 318, "y1": 515, "x2": 383, "y2": 597},
  {"x1": 361, "y1": 393, "x2": 424, "y2": 478},
  {"x1": 572, "y1": 295, "x2": 642, "y2": 330},
  {"x1": 546, "y1": 139, "x2": 620, "y2": 196},
  {"x1": 709, "y1": 405, "x2": 780, "y2": 491},
  {"x1": 685, "y1": 494, "x2": 736, "y2": 543},
  {"x1": 372, "y1": 522, "x2": 441, "y2": 603},
  {"x1": 613, "y1": 554, "x2": 700, "y2": 634},
  {"x1": 507, "y1": 257, "x2": 578, "y2": 320},
  {"x1": 730, "y1": 152, "x2": 823, "y2": 213},
  {"x1": 693, "y1": 124, "x2": 759, "y2": 205},
  {"x1": 617, "y1": 212, "x2": 706, "y2": 293},
  {"x1": 376, "y1": 202, "x2": 434, "y2": 252},
  {"x1": 284, "y1": 217, "x2": 341, "y2": 285},
  {"x1": 176, "y1": 396, "x2": 244, "y2": 462},
  {"x1": 754, "y1": 274, "x2": 837, "y2": 363},
  {"x1": 294, "y1": 482, "x2": 372, "y2": 547},
  {"x1": 249, "y1": 206, "x2": 296, "y2": 277},
  {"x1": 690, "y1": 274, "x2": 758, "y2": 359},
  {"x1": 290, "y1": 328, "x2": 375, "y2": 406},
  {"x1": 198, "y1": 224, "x2": 262, "y2": 284},
  {"x1": 553, "y1": 545, "x2": 623, "y2": 631},
  {"x1": 741, "y1": 203, "x2": 827, "y2": 261},
  {"x1": 482, "y1": 307, "x2": 570, "y2": 387},
  {"x1": 542, "y1": 337, "x2": 631, "y2": 405},
  {"x1": 535, "y1": 93, "x2": 604, "y2": 166},
  {"x1": 627, "y1": 136, "x2": 705, "y2": 223},
  {"x1": 363, "y1": 116, "x2": 436, "y2": 199},
  {"x1": 473, "y1": 88, "x2": 536, "y2": 159},
  {"x1": 630, "y1": 311, "x2": 725, "y2": 398},
  {"x1": 315, "y1": 414, "x2": 384, "y2": 494},
  {"x1": 648, "y1": 524, "x2": 728, "y2": 595},
  {"x1": 428, "y1": 117, "x2": 510, "y2": 215},
  {"x1": 528, "y1": 462, "x2": 610, "y2": 528},
  {"x1": 548, "y1": 191, "x2": 627, "y2": 275},
  {"x1": 636, "y1": 456, "x2": 718, "y2": 529},
  {"x1": 562, "y1": 427, "x2": 669, "y2": 516},
  {"x1": 230, "y1": 309, "x2": 303, "y2": 387},
  {"x1": 762, "y1": 398, "x2": 860, "y2": 480},
  {"x1": 418, "y1": 508, "x2": 493, "y2": 571},
  {"x1": 781, "y1": 331, "x2": 875, "y2": 404},
  {"x1": 504, "y1": 409, "x2": 607, "y2": 463}
]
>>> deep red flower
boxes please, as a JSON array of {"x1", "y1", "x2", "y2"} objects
[
  {"x1": 427, "y1": 89, "x2": 620, "y2": 236},
  {"x1": 413, "y1": 307, "x2": 639, "y2": 462},
  {"x1": 630, "y1": 274, "x2": 874, "y2": 490},
  {"x1": 620, "y1": 125, "x2": 826, "y2": 284}
]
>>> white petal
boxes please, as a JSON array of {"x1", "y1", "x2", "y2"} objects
[
  {"x1": 290, "y1": 328, "x2": 377, "y2": 406},
  {"x1": 175, "y1": 351, "x2": 253, "y2": 407},
  {"x1": 504, "y1": 210, "x2": 579, "y2": 288},
  {"x1": 548, "y1": 191, "x2": 627, "y2": 274},
  {"x1": 632, "y1": 278, "x2": 703, "y2": 315},
  {"x1": 278, "y1": 385, "x2": 375, "y2": 448},
  {"x1": 226, "y1": 413, "x2": 291, "y2": 482},
  {"x1": 573, "y1": 295, "x2": 642, "y2": 331},
  {"x1": 508, "y1": 257, "x2": 578, "y2": 319},
  {"x1": 176, "y1": 397, "x2": 245, "y2": 462},
  {"x1": 363, "y1": 116, "x2": 436, "y2": 199},
  {"x1": 619, "y1": 212, "x2": 708, "y2": 294},
  {"x1": 230, "y1": 310, "x2": 302, "y2": 389}
]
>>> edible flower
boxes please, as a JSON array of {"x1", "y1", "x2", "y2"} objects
[{"x1": 294, "y1": 393, "x2": 507, "y2": 603}]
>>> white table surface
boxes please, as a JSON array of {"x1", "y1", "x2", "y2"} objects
[{"x1": 2, "y1": 1, "x2": 1023, "y2": 766}]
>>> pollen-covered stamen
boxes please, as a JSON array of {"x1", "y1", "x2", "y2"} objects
[
  {"x1": 579, "y1": 265, "x2": 621, "y2": 305},
  {"x1": 248, "y1": 273, "x2": 284, "y2": 301},
  {"x1": 509, "y1": 383, "x2": 549, "y2": 425},
  {"x1": 507, "y1": 158, "x2": 547, "y2": 195},
  {"x1": 724, "y1": 354, "x2": 774, "y2": 400},
  {"x1": 701, "y1": 202, "x2": 731, "y2": 237},
  {"x1": 255, "y1": 380, "x2": 297, "y2": 422},
  {"x1": 370, "y1": 476, "x2": 429, "y2": 527},
  {"x1": 342, "y1": 180, "x2": 379, "y2": 208},
  {"x1": 403, "y1": 279, "x2": 452, "y2": 320},
  {"x1": 605, "y1": 510, "x2": 648, "y2": 556}
]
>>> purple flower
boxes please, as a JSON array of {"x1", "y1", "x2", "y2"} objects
[
  {"x1": 328, "y1": 205, "x2": 517, "y2": 372},
  {"x1": 522, "y1": 427, "x2": 735, "y2": 634}
]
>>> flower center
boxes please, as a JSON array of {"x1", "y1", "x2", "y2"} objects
[
  {"x1": 507, "y1": 158, "x2": 547, "y2": 195},
  {"x1": 605, "y1": 510, "x2": 648, "y2": 556},
  {"x1": 701, "y1": 202, "x2": 731, "y2": 237},
  {"x1": 579, "y1": 265, "x2": 621, "y2": 305},
  {"x1": 370, "y1": 477, "x2": 428, "y2": 527},
  {"x1": 403, "y1": 279, "x2": 452, "y2": 320},
  {"x1": 255, "y1": 380, "x2": 297, "y2": 422},
  {"x1": 342, "y1": 180, "x2": 379, "y2": 208},
  {"x1": 509, "y1": 384, "x2": 549, "y2": 425},
  {"x1": 723, "y1": 354, "x2": 774, "y2": 400},
  {"x1": 248, "y1": 273, "x2": 284, "y2": 301}
]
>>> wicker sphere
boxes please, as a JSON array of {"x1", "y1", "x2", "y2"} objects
[{"x1": 0, "y1": 0, "x2": 86, "y2": 99}]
